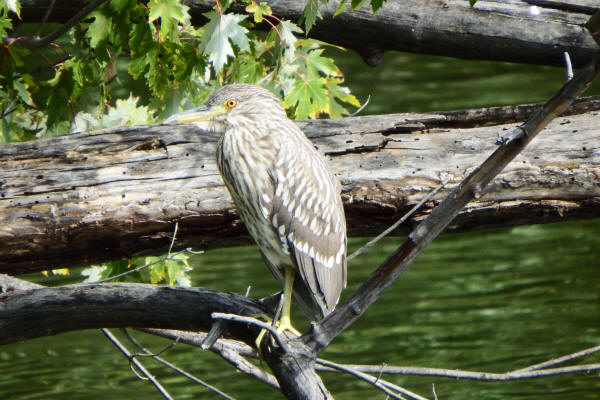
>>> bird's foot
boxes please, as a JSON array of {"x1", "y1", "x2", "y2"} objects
[
  {"x1": 275, "y1": 315, "x2": 300, "y2": 336},
  {"x1": 254, "y1": 316, "x2": 300, "y2": 356}
]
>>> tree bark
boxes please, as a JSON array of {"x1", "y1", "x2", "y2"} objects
[
  {"x1": 0, "y1": 275, "x2": 270, "y2": 346},
  {"x1": 1, "y1": 98, "x2": 599, "y2": 275},
  {"x1": 15, "y1": 0, "x2": 599, "y2": 67}
]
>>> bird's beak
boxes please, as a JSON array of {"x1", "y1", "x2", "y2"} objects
[{"x1": 163, "y1": 104, "x2": 227, "y2": 124}]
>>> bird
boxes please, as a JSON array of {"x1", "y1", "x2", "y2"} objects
[{"x1": 165, "y1": 84, "x2": 347, "y2": 333}]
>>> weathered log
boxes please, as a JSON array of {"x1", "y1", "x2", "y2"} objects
[
  {"x1": 14, "y1": 0, "x2": 599, "y2": 67},
  {"x1": 1, "y1": 98, "x2": 600, "y2": 275}
]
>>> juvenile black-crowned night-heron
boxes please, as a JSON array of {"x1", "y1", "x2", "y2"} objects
[{"x1": 165, "y1": 84, "x2": 347, "y2": 332}]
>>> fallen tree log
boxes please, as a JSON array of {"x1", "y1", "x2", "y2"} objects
[
  {"x1": 15, "y1": 0, "x2": 599, "y2": 67},
  {"x1": 1, "y1": 97, "x2": 599, "y2": 275}
]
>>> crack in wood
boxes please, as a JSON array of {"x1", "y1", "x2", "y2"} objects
[{"x1": 325, "y1": 139, "x2": 390, "y2": 156}]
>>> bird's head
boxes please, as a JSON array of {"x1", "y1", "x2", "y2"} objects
[{"x1": 164, "y1": 84, "x2": 287, "y2": 133}]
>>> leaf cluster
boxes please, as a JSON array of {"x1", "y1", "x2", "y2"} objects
[{"x1": 1, "y1": 0, "x2": 363, "y2": 145}]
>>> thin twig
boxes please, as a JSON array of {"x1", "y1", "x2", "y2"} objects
[
  {"x1": 138, "y1": 329, "x2": 279, "y2": 389},
  {"x1": 317, "y1": 361, "x2": 600, "y2": 381},
  {"x1": 431, "y1": 383, "x2": 438, "y2": 400},
  {"x1": 123, "y1": 329, "x2": 236, "y2": 400},
  {"x1": 317, "y1": 359, "x2": 428, "y2": 400},
  {"x1": 91, "y1": 222, "x2": 200, "y2": 283},
  {"x1": 513, "y1": 344, "x2": 600, "y2": 372},
  {"x1": 35, "y1": 0, "x2": 57, "y2": 38},
  {"x1": 167, "y1": 222, "x2": 178, "y2": 256},
  {"x1": 138, "y1": 328, "x2": 257, "y2": 358},
  {"x1": 348, "y1": 184, "x2": 444, "y2": 261},
  {"x1": 211, "y1": 313, "x2": 291, "y2": 353},
  {"x1": 101, "y1": 329, "x2": 173, "y2": 400},
  {"x1": 3, "y1": 0, "x2": 109, "y2": 48},
  {"x1": 350, "y1": 95, "x2": 371, "y2": 117}
]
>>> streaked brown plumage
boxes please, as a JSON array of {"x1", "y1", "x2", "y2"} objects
[{"x1": 166, "y1": 84, "x2": 347, "y2": 322}]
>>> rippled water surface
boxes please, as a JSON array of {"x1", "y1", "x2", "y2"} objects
[{"x1": 2, "y1": 51, "x2": 599, "y2": 399}]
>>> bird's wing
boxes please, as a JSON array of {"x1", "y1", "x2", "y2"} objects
[{"x1": 263, "y1": 132, "x2": 347, "y2": 319}]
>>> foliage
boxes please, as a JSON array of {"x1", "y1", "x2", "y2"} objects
[
  {"x1": 81, "y1": 254, "x2": 192, "y2": 286},
  {"x1": 0, "y1": 0, "x2": 365, "y2": 144}
]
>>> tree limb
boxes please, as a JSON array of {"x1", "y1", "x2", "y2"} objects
[
  {"x1": 3, "y1": 0, "x2": 108, "y2": 48},
  {"x1": 0, "y1": 278, "x2": 271, "y2": 346}
]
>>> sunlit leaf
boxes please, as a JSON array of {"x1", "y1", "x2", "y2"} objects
[
  {"x1": 200, "y1": 11, "x2": 249, "y2": 73},
  {"x1": 81, "y1": 265, "x2": 108, "y2": 282},
  {"x1": 279, "y1": 20, "x2": 302, "y2": 60},
  {"x1": 148, "y1": 0, "x2": 190, "y2": 41},
  {"x1": 13, "y1": 78, "x2": 33, "y2": 105},
  {"x1": 0, "y1": 10, "x2": 13, "y2": 36},
  {"x1": 86, "y1": 10, "x2": 111, "y2": 48},
  {"x1": 334, "y1": 0, "x2": 348, "y2": 16},
  {"x1": 301, "y1": 0, "x2": 322, "y2": 33},
  {"x1": 325, "y1": 78, "x2": 360, "y2": 118},
  {"x1": 245, "y1": 1, "x2": 272, "y2": 23},
  {"x1": 4, "y1": 0, "x2": 20, "y2": 16},
  {"x1": 306, "y1": 49, "x2": 339, "y2": 77},
  {"x1": 283, "y1": 76, "x2": 328, "y2": 119}
]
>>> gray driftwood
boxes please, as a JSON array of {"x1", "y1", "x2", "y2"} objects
[
  {"x1": 1, "y1": 98, "x2": 600, "y2": 275},
  {"x1": 14, "y1": 0, "x2": 599, "y2": 67}
]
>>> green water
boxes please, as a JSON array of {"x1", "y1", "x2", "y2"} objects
[{"x1": 2, "y1": 52, "x2": 600, "y2": 399}]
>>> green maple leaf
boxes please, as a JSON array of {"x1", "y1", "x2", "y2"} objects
[
  {"x1": 148, "y1": 0, "x2": 189, "y2": 41},
  {"x1": 371, "y1": 0, "x2": 386, "y2": 12},
  {"x1": 301, "y1": 0, "x2": 322, "y2": 33},
  {"x1": 245, "y1": 1, "x2": 272, "y2": 23},
  {"x1": 351, "y1": 0, "x2": 368, "y2": 9},
  {"x1": 325, "y1": 78, "x2": 360, "y2": 118},
  {"x1": 306, "y1": 49, "x2": 339, "y2": 77},
  {"x1": 86, "y1": 10, "x2": 111, "y2": 48},
  {"x1": 200, "y1": 11, "x2": 249, "y2": 73},
  {"x1": 283, "y1": 77, "x2": 328, "y2": 119},
  {"x1": 0, "y1": 9, "x2": 13, "y2": 36},
  {"x1": 334, "y1": 0, "x2": 348, "y2": 16},
  {"x1": 236, "y1": 55, "x2": 265, "y2": 82},
  {"x1": 13, "y1": 78, "x2": 33, "y2": 106},
  {"x1": 4, "y1": 0, "x2": 20, "y2": 16},
  {"x1": 279, "y1": 20, "x2": 302, "y2": 60}
]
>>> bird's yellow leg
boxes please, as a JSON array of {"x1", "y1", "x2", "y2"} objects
[
  {"x1": 255, "y1": 266, "x2": 300, "y2": 353},
  {"x1": 277, "y1": 265, "x2": 300, "y2": 336}
]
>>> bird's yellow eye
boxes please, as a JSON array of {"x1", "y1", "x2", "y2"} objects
[{"x1": 225, "y1": 99, "x2": 238, "y2": 109}]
